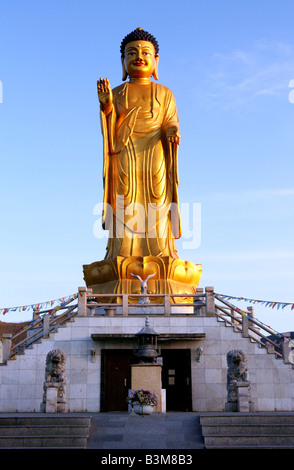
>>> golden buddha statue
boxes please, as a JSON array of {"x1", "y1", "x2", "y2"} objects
[{"x1": 83, "y1": 28, "x2": 201, "y2": 301}]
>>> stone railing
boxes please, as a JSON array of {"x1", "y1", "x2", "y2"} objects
[
  {"x1": 77, "y1": 286, "x2": 214, "y2": 317},
  {"x1": 1, "y1": 286, "x2": 291, "y2": 368},
  {"x1": 213, "y1": 293, "x2": 292, "y2": 365},
  {"x1": 77, "y1": 286, "x2": 292, "y2": 365},
  {"x1": 0, "y1": 300, "x2": 78, "y2": 364}
]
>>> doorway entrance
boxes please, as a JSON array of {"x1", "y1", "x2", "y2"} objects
[
  {"x1": 101, "y1": 348, "x2": 192, "y2": 412},
  {"x1": 101, "y1": 349, "x2": 133, "y2": 411},
  {"x1": 161, "y1": 349, "x2": 192, "y2": 411}
]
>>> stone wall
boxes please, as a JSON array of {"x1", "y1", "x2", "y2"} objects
[
  {"x1": 0, "y1": 314, "x2": 293, "y2": 412},
  {"x1": 191, "y1": 317, "x2": 294, "y2": 411}
]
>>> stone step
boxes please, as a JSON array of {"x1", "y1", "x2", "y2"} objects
[
  {"x1": 200, "y1": 413, "x2": 294, "y2": 425},
  {"x1": 0, "y1": 424, "x2": 90, "y2": 436},
  {"x1": 0, "y1": 435, "x2": 88, "y2": 448},
  {"x1": 203, "y1": 434, "x2": 294, "y2": 448},
  {"x1": 0, "y1": 415, "x2": 91, "y2": 449},
  {"x1": 206, "y1": 445, "x2": 294, "y2": 449},
  {"x1": 200, "y1": 413, "x2": 294, "y2": 449},
  {"x1": 202, "y1": 424, "x2": 294, "y2": 435},
  {"x1": 0, "y1": 415, "x2": 91, "y2": 426}
]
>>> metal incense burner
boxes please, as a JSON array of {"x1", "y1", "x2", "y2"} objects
[{"x1": 134, "y1": 316, "x2": 161, "y2": 363}]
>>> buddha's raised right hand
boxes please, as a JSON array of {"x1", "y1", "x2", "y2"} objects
[{"x1": 97, "y1": 78, "x2": 113, "y2": 115}]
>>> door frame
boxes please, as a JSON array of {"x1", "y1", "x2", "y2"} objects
[
  {"x1": 100, "y1": 347, "x2": 192, "y2": 412},
  {"x1": 100, "y1": 349, "x2": 134, "y2": 412},
  {"x1": 161, "y1": 348, "x2": 192, "y2": 411}
]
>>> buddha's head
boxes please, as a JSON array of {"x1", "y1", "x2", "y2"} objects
[{"x1": 120, "y1": 27, "x2": 159, "y2": 81}]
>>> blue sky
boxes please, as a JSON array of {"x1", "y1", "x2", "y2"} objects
[{"x1": 1, "y1": 0, "x2": 294, "y2": 332}]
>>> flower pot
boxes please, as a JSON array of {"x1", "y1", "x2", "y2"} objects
[{"x1": 133, "y1": 404, "x2": 154, "y2": 415}]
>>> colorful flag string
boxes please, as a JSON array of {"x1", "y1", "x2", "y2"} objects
[
  {"x1": 0, "y1": 293, "x2": 78, "y2": 316},
  {"x1": 213, "y1": 292, "x2": 284, "y2": 337},
  {"x1": 214, "y1": 293, "x2": 294, "y2": 312}
]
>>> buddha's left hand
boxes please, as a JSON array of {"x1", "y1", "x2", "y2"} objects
[{"x1": 166, "y1": 126, "x2": 181, "y2": 145}]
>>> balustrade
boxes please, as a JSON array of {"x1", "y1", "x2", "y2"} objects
[{"x1": 0, "y1": 287, "x2": 290, "y2": 368}]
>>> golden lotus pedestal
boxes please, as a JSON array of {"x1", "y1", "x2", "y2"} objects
[{"x1": 83, "y1": 256, "x2": 202, "y2": 303}]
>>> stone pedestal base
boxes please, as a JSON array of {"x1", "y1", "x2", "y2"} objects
[
  {"x1": 225, "y1": 381, "x2": 254, "y2": 412},
  {"x1": 225, "y1": 401, "x2": 255, "y2": 412},
  {"x1": 131, "y1": 364, "x2": 163, "y2": 413},
  {"x1": 46, "y1": 384, "x2": 58, "y2": 413},
  {"x1": 236, "y1": 382, "x2": 254, "y2": 412},
  {"x1": 40, "y1": 382, "x2": 68, "y2": 413},
  {"x1": 83, "y1": 256, "x2": 202, "y2": 302}
]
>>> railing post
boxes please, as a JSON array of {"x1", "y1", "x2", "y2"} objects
[
  {"x1": 195, "y1": 288, "x2": 205, "y2": 315},
  {"x1": 2, "y1": 334, "x2": 12, "y2": 363},
  {"x1": 205, "y1": 286, "x2": 215, "y2": 316},
  {"x1": 242, "y1": 314, "x2": 249, "y2": 338},
  {"x1": 247, "y1": 306, "x2": 254, "y2": 318},
  {"x1": 50, "y1": 308, "x2": 58, "y2": 332},
  {"x1": 43, "y1": 314, "x2": 50, "y2": 338},
  {"x1": 247, "y1": 306, "x2": 257, "y2": 330},
  {"x1": 231, "y1": 308, "x2": 237, "y2": 330},
  {"x1": 31, "y1": 306, "x2": 41, "y2": 337},
  {"x1": 122, "y1": 294, "x2": 128, "y2": 316},
  {"x1": 78, "y1": 286, "x2": 88, "y2": 316},
  {"x1": 282, "y1": 335, "x2": 292, "y2": 364},
  {"x1": 164, "y1": 295, "x2": 171, "y2": 316}
]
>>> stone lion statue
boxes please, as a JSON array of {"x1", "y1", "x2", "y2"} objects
[
  {"x1": 44, "y1": 349, "x2": 66, "y2": 383},
  {"x1": 41, "y1": 349, "x2": 67, "y2": 412},
  {"x1": 226, "y1": 349, "x2": 249, "y2": 403}
]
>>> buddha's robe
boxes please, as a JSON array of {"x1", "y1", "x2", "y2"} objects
[{"x1": 100, "y1": 81, "x2": 181, "y2": 259}]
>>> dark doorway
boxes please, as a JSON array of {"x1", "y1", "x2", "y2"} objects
[
  {"x1": 161, "y1": 349, "x2": 192, "y2": 411},
  {"x1": 101, "y1": 348, "x2": 192, "y2": 412},
  {"x1": 101, "y1": 349, "x2": 134, "y2": 411}
]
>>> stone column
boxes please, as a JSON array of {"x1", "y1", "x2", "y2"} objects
[
  {"x1": 164, "y1": 295, "x2": 171, "y2": 316},
  {"x1": 78, "y1": 286, "x2": 88, "y2": 316},
  {"x1": 282, "y1": 336, "x2": 293, "y2": 365},
  {"x1": 205, "y1": 287, "x2": 215, "y2": 316},
  {"x1": 122, "y1": 294, "x2": 128, "y2": 316},
  {"x1": 43, "y1": 314, "x2": 50, "y2": 338},
  {"x1": 2, "y1": 334, "x2": 12, "y2": 364},
  {"x1": 195, "y1": 288, "x2": 205, "y2": 316},
  {"x1": 242, "y1": 314, "x2": 249, "y2": 337}
]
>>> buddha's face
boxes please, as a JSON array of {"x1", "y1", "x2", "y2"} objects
[{"x1": 123, "y1": 40, "x2": 157, "y2": 79}]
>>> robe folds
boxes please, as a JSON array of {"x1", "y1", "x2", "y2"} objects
[{"x1": 100, "y1": 81, "x2": 181, "y2": 260}]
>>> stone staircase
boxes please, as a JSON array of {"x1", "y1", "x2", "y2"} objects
[
  {"x1": 3, "y1": 412, "x2": 294, "y2": 449},
  {"x1": 0, "y1": 414, "x2": 92, "y2": 448},
  {"x1": 87, "y1": 412, "x2": 205, "y2": 449},
  {"x1": 200, "y1": 413, "x2": 294, "y2": 449}
]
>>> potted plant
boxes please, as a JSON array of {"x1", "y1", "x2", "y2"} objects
[{"x1": 128, "y1": 389, "x2": 158, "y2": 415}]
